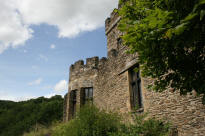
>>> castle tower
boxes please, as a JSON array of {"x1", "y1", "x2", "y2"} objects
[
  {"x1": 105, "y1": 9, "x2": 122, "y2": 53},
  {"x1": 64, "y1": 5, "x2": 141, "y2": 122},
  {"x1": 64, "y1": 1, "x2": 205, "y2": 135},
  {"x1": 105, "y1": 0, "x2": 129, "y2": 53}
]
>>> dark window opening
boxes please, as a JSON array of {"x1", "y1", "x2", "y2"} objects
[
  {"x1": 69, "y1": 90, "x2": 77, "y2": 117},
  {"x1": 117, "y1": 37, "x2": 122, "y2": 45},
  {"x1": 129, "y1": 66, "x2": 143, "y2": 111},
  {"x1": 81, "y1": 87, "x2": 93, "y2": 106}
]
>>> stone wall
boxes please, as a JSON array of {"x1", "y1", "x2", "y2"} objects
[
  {"x1": 142, "y1": 77, "x2": 205, "y2": 136},
  {"x1": 64, "y1": 4, "x2": 205, "y2": 136}
]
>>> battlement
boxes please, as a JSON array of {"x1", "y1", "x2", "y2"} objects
[
  {"x1": 105, "y1": 0, "x2": 130, "y2": 35},
  {"x1": 69, "y1": 56, "x2": 109, "y2": 73},
  {"x1": 69, "y1": 60, "x2": 84, "y2": 71},
  {"x1": 105, "y1": 9, "x2": 121, "y2": 35},
  {"x1": 86, "y1": 56, "x2": 99, "y2": 68}
]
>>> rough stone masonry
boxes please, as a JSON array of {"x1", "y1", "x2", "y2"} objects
[{"x1": 63, "y1": 3, "x2": 205, "y2": 136}]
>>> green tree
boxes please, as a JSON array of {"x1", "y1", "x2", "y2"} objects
[
  {"x1": 0, "y1": 95, "x2": 64, "y2": 136},
  {"x1": 118, "y1": 0, "x2": 205, "y2": 102}
]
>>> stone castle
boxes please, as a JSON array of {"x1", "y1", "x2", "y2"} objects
[{"x1": 63, "y1": 3, "x2": 205, "y2": 136}]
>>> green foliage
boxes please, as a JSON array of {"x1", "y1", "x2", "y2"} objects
[
  {"x1": 118, "y1": 0, "x2": 205, "y2": 101},
  {"x1": 23, "y1": 124, "x2": 53, "y2": 136},
  {"x1": 0, "y1": 95, "x2": 64, "y2": 136},
  {"x1": 27, "y1": 105, "x2": 169, "y2": 136},
  {"x1": 109, "y1": 114, "x2": 170, "y2": 136},
  {"x1": 53, "y1": 104, "x2": 120, "y2": 136}
]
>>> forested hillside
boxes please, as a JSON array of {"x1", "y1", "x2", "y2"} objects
[{"x1": 0, "y1": 95, "x2": 64, "y2": 136}]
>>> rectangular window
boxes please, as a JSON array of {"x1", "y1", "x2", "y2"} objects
[
  {"x1": 81, "y1": 87, "x2": 93, "y2": 106},
  {"x1": 129, "y1": 66, "x2": 143, "y2": 111},
  {"x1": 85, "y1": 87, "x2": 93, "y2": 100}
]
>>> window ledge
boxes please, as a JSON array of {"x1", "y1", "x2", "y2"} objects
[{"x1": 132, "y1": 108, "x2": 144, "y2": 113}]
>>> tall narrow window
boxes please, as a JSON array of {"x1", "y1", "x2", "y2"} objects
[
  {"x1": 117, "y1": 37, "x2": 122, "y2": 46},
  {"x1": 81, "y1": 87, "x2": 93, "y2": 106},
  {"x1": 129, "y1": 66, "x2": 143, "y2": 110},
  {"x1": 69, "y1": 90, "x2": 77, "y2": 117}
]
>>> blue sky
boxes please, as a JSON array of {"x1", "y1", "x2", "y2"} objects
[{"x1": 0, "y1": 0, "x2": 118, "y2": 101}]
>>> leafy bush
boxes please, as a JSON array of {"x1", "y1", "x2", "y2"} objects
[
  {"x1": 53, "y1": 105, "x2": 169, "y2": 136},
  {"x1": 109, "y1": 114, "x2": 170, "y2": 136},
  {"x1": 24, "y1": 104, "x2": 170, "y2": 136},
  {"x1": 23, "y1": 124, "x2": 52, "y2": 136},
  {"x1": 53, "y1": 104, "x2": 120, "y2": 136}
]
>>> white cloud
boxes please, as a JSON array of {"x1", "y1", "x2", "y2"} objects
[
  {"x1": 0, "y1": 91, "x2": 36, "y2": 102},
  {"x1": 16, "y1": 0, "x2": 118, "y2": 38},
  {"x1": 28, "y1": 78, "x2": 43, "y2": 86},
  {"x1": 0, "y1": 96, "x2": 35, "y2": 102},
  {"x1": 44, "y1": 93, "x2": 65, "y2": 98},
  {"x1": 0, "y1": 0, "x2": 33, "y2": 54},
  {"x1": 14, "y1": 96, "x2": 36, "y2": 102},
  {"x1": 44, "y1": 93, "x2": 57, "y2": 98},
  {"x1": 0, "y1": 0, "x2": 118, "y2": 53},
  {"x1": 54, "y1": 80, "x2": 68, "y2": 92},
  {"x1": 39, "y1": 54, "x2": 48, "y2": 61},
  {"x1": 0, "y1": 91, "x2": 16, "y2": 101},
  {"x1": 50, "y1": 44, "x2": 56, "y2": 49}
]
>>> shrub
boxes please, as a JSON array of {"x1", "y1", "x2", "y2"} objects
[
  {"x1": 109, "y1": 114, "x2": 170, "y2": 136},
  {"x1": 25, "y1": 105, "x2": 170, "y2": 136},
  {"x1": 53, "y1": 104, "x2": 120, "y2": 136},
  {"x1": 23, "y1": 124, "x2": 52, "y2": 136},
  {"x1": 53, "y1": 105, "x2": 170, "y2": 136}
]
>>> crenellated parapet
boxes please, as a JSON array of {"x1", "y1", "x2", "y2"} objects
[
  {"x1": 105, "y1": 0, "x2": 129, "y2": 35},
  {"x1": 86, "y1": 56, "x2": 99, "y2": 68},
  {"x1": 105, "y1": 9, "x2": 120, "y2": 35},
  {"x1": 69, "y1": 60, "x2": 84, "y2": 75},
  {"x1": 69, "y1": 56, "x2": 109, "y2": 76}
]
